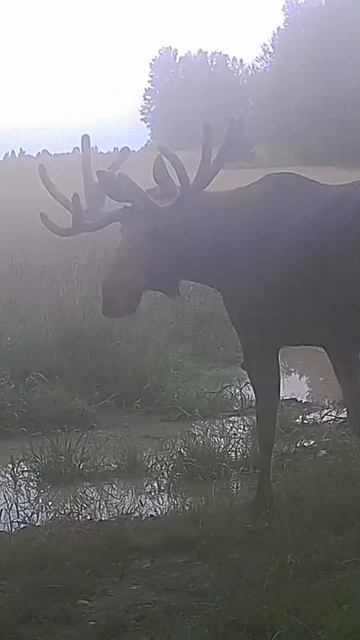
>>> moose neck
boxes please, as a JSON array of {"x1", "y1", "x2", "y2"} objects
[{"x1": 164, "y1": 189, "x2": 244, "y2": 293}]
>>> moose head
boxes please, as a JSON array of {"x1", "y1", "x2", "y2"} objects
[{"x1": 39, "y1": 118, "x2": 242, "y2": 319}]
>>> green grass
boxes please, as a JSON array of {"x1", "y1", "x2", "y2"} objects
[
  {"x1": 20, "y1": 430, "x2": 111, "y2": 484},
  {"x1": 10, "y1": 429, "x2": 148, "y2": 486},
  {"x1": 0, "y1": 371, "x2": 95, "y2": 436},
  {"x1": 150, "y1": 418, "x2": 255, "y2": 485},
  {"x1": 1, "y1": 426, "x2": 360, "y2": 639}
]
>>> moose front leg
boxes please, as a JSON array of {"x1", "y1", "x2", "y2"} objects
[{"x1": 242, "y1": 348, "x2": 280, "y2": 508}]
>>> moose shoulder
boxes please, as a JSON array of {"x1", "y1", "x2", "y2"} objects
[{"x1": 39, "y1": 119, "x2": 360, "y2": 507}]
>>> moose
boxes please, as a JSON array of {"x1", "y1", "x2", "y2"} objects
[{"x1": 39, "y1": 118, "x2": 360, "y2": 507}]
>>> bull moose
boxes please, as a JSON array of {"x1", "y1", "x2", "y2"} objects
[{"x1": 39, "y1": 118, "x2": 360, "y2": 507}]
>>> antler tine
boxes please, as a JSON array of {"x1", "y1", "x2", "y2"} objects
[
  {"x1": 38, "y1": 164, "x2": 73, "y2": 213},
  {"x1": 107, "y1": 146, "x2": 131, "y2": 172},
  {"x1": 193, "y1": 117, "x2": 238, "y2": 192},
  {"x1": 191, "y1": 123, "x2": 213, "y2": 189},
  {"x1": 40, "y1": 191, "x2": 126, "y2": 237},
  {"x1": 152, "y1": 154, "x2": 178, "y2": 194},
  {"x1": 81, "y1": 134, "x2": 95, "y2": 189},
  {"x1": 81, "y1": 134, "x2": 106, "y2": 212},
  {"x1": 40, "y1": 192, "x2": 87, "y2": 237},
  {"x1": 158, "y1": 146, "x2": 190, "y2": 190}
]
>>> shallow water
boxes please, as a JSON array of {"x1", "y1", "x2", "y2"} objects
[
  {"x1": 0, "y1": 470, "x2": 184, "y2": 532},
  {"x1": 0, "y1": 415, "x2": 254, "y2": 533},
  {"x1": 0, "y1": 365, "x2": 343, "y2": 534}
]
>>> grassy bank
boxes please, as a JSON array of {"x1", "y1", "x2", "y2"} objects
[{"x1": 1, "y1": 419, "x2": 360, "y2": 639}]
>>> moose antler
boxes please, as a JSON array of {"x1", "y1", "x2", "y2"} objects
[
  {"x1": 154, "y1": 117, "x2": 240, "y2": 195},
  {"x1": 80, "y1": 134, "x2": 131, "y2": 218},
  {"x1": 39, "y1": 134, "x2": 135, "y2": 237},
  {"x1": 39, "y1": 119, "x2": 242, "y2": 238},
  {"x1": 86, "y1": 118, "x2": 241, "y2": 213},
  {"x1": 39, "y1": 167, "x2": 128, "y2": 237},
  {"x1": 149, "y1": 154, "x2": 179, "y2": 202},
  {"x1": 193, "y1": 117, "x2": 239, "y2": 191}
]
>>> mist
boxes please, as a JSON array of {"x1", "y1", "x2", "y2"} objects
[{"x1": 1, "y1": 1, "x2": 360, "y2": 638}]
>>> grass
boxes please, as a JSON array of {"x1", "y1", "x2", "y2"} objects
[
  {"x1": 21, "y1": 417, "x2": 254, "y2": 484},
  {"x1": 152, "y1": 418, "x2": 254, "y2": 485},
  {"x1": 20, "y1": 430, "x2": 111, "y2": 484},
  {"x1": 1, "y1": 422, "x2": 360, "y2": 639},
  {"x1": 0, "y1": 370, "x2": 95, "y2": 436},
  {"x1": 19, "y1": 429, "x2": 147, "y2": 484}
]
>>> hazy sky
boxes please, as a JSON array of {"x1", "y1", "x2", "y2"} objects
[{"x1": 0, "y1": 0, "x2": 284, "y2": 151}]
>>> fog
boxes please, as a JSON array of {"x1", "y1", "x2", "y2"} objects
[
  {"x1": 1, "y1": 2, "x2": 360, "y2": 637},
  {"x1": 0, "y1": 0, "x2": 284, "y2": 153}
]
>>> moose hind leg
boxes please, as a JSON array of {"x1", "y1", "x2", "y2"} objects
[
  {"x1": 326, "y1": 346, "x2": 360, "y2": 435},
  {"x1": 244, "y1": 349, "x2": 280, "y2": 507}
]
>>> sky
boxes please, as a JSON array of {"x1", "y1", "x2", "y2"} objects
[{"x1": 0, "y1": 0, "x2": 285, "y2": 154}]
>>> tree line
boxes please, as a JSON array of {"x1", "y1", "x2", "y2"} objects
[{"x1": 140, "y1": 0, "x2": 360, "y2": 165}]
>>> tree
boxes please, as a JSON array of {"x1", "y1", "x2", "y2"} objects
[
  {"x1": 141, "y1": 47, "x2": 248, "y2": 148},
  {"x1": 250, "y1": 0, "x2": 360, "y2": 164},
  {"x1": 141, "y1": 1, "x2": 360, "y2": 165}
]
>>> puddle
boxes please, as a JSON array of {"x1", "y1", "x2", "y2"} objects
[
  {"x1": 0, "y1": 416, "x2": 257, "y2": 533},
  {"x1": 0, "y1": 366, "x2": 345, "y2": 534},
  {"x1": 0, "y1": 470, "x2": 184, "y2": 532}
]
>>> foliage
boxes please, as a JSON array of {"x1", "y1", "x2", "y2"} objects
[
  {"x1": 19, "y1": 430, "x2": 146, "y2": 485},
  {"x1": 247, "y1": 0, "x2": 360, "y2": 164},
  {"x1": 141, "y1": 1, "x2": 360, "y2": 166},
  {"x1": 141, "y1": 47, "x2": 249, "y2": 148},
  {"x1": 0, "y1": 371, "x2": 94, "y2": 435}
]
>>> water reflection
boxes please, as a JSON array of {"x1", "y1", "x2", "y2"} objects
[
  {"x1": 0, "y1": 416, "x2": 254, "y2": 533},
  {"x1": 0, "y1": 378, "x2": 345, "y2": 534},
  {"x1": 0, "y1": 464, "x2": 190, "y2": 533}
]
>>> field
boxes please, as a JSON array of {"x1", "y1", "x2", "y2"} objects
[{"x1": 1, "y1": 149, "x2": 360, "y2": 637}]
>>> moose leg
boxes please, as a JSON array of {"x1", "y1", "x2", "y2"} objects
[
  {"x1": 243, "y1": 348, "x2": 280, "y2": 507},
  {"x1": 325, "y1": 345, "x2": 360, "y2": 435}
]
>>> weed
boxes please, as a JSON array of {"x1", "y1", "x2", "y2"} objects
[
  {"x1": 150, "y1": 419, "x2": 255, "y2": 485},
  {"x1": 20, "y1": 430, "x2": 107, "y2": 484},
  {"x1": 0, "y1": 370, "x2": 95, "y2": 436}
]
